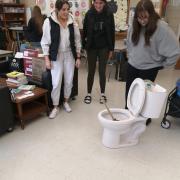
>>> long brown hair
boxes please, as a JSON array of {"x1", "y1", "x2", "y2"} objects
[
  {"x1": 132, "y1": 0, "x2": 160, "y2": 46},
  {"x1": 32, "y1": 6, "x2": 44, "y2": 35}
]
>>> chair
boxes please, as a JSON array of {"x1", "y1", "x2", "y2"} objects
[
  {"x1": 115, "y1": 51, "x2": 127, "y2": 82},
  {"x1": 107, "y1": 57, "x2": 117, "y2": 82},
  {"x1": 107, "y1": 51, "x2": 127, "y2": 82},
  {"x1": 4, "y1": 28, "x2": 18, "y2": 54},
  {"x1": 81, "y1": 49, "x2": 88, "y2": 70}
]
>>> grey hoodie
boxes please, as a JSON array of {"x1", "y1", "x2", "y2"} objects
[{"x1": 127, "y1": 20, "x2": 180, "y2": 69}]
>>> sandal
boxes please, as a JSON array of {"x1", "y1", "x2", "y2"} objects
[
  {"x1": 146, "y1": 118, "x2": 152, "y2": 126},
  {"x1": 100, "y1": 95, "x2": 107, "y2": 104},
  {"x1": 84, "y1": 95, "x2": 92, "y2": 104}
]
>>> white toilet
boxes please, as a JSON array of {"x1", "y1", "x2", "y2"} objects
[{"x1": 98, "y1": 78, "x2": 167, "y2": 148}]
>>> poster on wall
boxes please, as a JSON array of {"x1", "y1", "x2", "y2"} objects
[
  {"x1": 47, "y1": 0, "x2": 56, "y2": 13},
  {"x1": 107, "y1": 0, "x2": 128, "y2": 31},
  {"x1": 152, "y1": 0, "x2": 162, "y2": 15},
  {"x1": 69, "y1": 0, "x2": 90, "y2": 29},
  {"x1": 35, "y1": 0, "x2": 55, "y2": 16},
  {"x1": 35, "y1": 0, "x2": 47, "y2": 11}
]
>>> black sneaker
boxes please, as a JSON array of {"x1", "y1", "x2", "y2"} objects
[{"x1": 146, "y1": 118, "x2": 152, "y2": 126}]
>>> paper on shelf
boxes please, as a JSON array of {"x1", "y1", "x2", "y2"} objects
[{"x1": 15, "y1": 52, "x2": 24, "y2": 59}]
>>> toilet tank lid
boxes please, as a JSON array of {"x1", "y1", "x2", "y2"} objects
[{"x1": 127, "y1": 78, "x2": 146, "y2": 116}]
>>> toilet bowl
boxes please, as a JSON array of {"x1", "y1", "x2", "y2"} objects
[{"x1": 98, "y1": 78, "x2": 167, "y2": 148}]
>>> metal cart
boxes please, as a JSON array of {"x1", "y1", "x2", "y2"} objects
[{"x1": 161, "y1": 87, "x2": 180, "y2": 129}]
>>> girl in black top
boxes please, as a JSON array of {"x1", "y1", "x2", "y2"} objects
[
  {"x1": 26, "y1": 6, "x2": 46, "y2": 43},
  {"x1": 83, "y1": 0, "x2": 115, "y2": 104}
]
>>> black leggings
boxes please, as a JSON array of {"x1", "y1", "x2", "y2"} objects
[
  {"x1": 125, "y1": 63, "x2": 162, "y2": 107},
  {"x1": 87, "y1": 48, "x2": 109, "y2": 94}
]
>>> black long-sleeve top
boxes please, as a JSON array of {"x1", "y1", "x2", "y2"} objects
[{"x1": 82, "y1": 7, "x2": 115, "y2": 51}]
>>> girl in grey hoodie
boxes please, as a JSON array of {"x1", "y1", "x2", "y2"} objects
[{"x1": 126, "y1": 0, "x2": 180, "y2": 110}]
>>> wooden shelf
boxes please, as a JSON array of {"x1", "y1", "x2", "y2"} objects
[
  {"x1": 1, "y1": 3, "x2": 25, "y2": 7},
  {"x1": 5, "y1": 20, "x2": 24, "y2": 22},
  {"x1": 4, "y1": 12, "x2": 24, "y2": 14},
  {"x1": 0, "y1": 3, "x2": 26, "y2": 27}
]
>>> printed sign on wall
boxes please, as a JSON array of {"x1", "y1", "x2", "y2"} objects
[
  {"x1": 69, "y1": 0, "x2": 90, "y2": 29},
  {"x1": 107, "y1": 0, "x2": 128, "y2": 31}
]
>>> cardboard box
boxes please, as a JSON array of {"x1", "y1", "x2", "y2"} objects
[
  {"x1": 32, "y1": 57, "x2": 46, "y2": 81},
  {"x1": 23, "y1": 49, "x2": 40, "y2": 77}
]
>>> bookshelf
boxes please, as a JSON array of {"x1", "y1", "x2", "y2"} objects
[{"x1": 0, "y1": 3, "x2": 26, "y2": 27}]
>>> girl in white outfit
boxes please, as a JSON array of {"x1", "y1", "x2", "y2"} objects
[{"x1": 41, "y1": 0, "x2": 81, "y2": 119}]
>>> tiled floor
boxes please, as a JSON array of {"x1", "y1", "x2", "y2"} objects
[{"x1": 0, "y1": 64, "x2": 180, "y2": 180}]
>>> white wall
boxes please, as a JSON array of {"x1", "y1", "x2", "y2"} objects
[
  {"x1": 130, "y1": 0, "x2": 139, "y2": 7},
  {"x1": 165, "y1": 5, "x2": 180, "y2": 35},
  {"x1": 20, "y1": 0, "x2": 35, "y2": 8},
  {"x1": 21, "y1": 0, "x2": 180, "y2": 34}
]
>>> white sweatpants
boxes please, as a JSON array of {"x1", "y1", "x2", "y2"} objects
[{"x1": 51, "y1": 51, "x2": 75, "y2": 106}]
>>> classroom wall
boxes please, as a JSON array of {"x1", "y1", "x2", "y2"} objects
[
  {"x1": 165, "y1": 5, "x2": 180, "y2": 35},
  {"x1": 21, "y1": 0, "x2": 180, "y2": 35},
  {"x1": 20, "y1": 0, "x2": 35, "y2": 8}
]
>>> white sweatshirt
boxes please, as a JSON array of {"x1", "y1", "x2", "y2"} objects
[
  {"x1": 41, "y1": 11, "x2": 81, "y2": 56},
  {"x1": 127, "y1": 20, "x2": 180, "y2": 69}
]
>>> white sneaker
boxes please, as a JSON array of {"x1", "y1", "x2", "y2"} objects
[
  {"x1": 49, "y1": 108, "x2": 59, "y2": 119},
  {"x1": 63, "y1": 102, "x2": 72, "y2": 112}
]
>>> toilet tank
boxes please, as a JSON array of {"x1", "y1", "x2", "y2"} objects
[{"x1": 140, "y1": 83, "x2": 167, "y2": 118}]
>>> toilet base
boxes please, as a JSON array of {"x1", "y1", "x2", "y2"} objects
[
  {"x1": 101, "y1": 122, "x2": 146, "y2": 148},
  {"x1": 102, "y1": 132, "x2": 139, "y2": 148},
  {"x1": 102, "y1": 139, "x2": 139, "y2": 148}
]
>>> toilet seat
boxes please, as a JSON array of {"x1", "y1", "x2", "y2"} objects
[{"x1": 127, "y1": 78, "x2": 146, "y2": 117}]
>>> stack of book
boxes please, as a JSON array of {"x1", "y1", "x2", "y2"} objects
[
  {"x1": 6, "y1": 71, "x2": 28, "y2": 87},
  {"x1": 18, "y1": 84, "x2": 35, "y2": 91}
]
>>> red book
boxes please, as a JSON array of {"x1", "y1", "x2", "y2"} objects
[{"x1": 23, "y1": 49, "x2": 38, "y2": 58}]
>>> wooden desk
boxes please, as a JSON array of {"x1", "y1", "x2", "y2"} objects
[
  {"x1": 0, "y1": 78, "x2": 49, "y2": 129},
  {"x1": 115, "y1": 31, "x2": 127, "y2": 40},
  {"x1": 9, "y1": 27, "x2": 23, "y2": 31},
  {"x1": 13, "y1": 88, "x2": 49, "y2": 129},
  {"x1": 0, "y1": 50, "x2": 13, "y2": 59}
]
